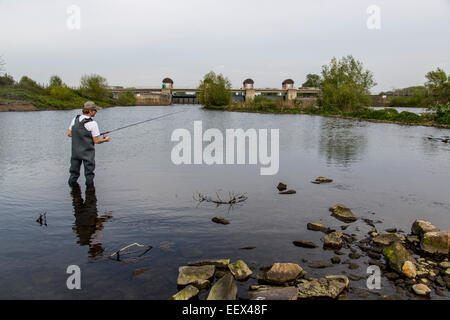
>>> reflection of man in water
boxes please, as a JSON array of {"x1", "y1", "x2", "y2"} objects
[{"x1": 70, "y1": 183, "x2": 111, "y2": 258}]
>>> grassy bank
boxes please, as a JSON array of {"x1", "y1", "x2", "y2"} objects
[{"x1": 204, "y1": 102, "x2": 450, "y2": 128}]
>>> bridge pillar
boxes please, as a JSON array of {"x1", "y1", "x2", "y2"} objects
[
  {"x1": 161, "y1": 88, "x2": 173, "y2": 104},
  {"x1": 245, "y1": 89, "x2": 255, "y2": 102},
  {"x1": 286, "y1": 89, "x2": 298, "y2": 101}
]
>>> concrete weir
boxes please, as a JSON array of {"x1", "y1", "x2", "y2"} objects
[{"x1": 109, "y1": 78, "x2": 321, "y2": 105}]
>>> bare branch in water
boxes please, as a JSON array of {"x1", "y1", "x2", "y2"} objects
[
  {"x1": 193, "y1": 190, "x2": 248, "y2": 205},
  {"x1": 109, "y1": 243, "x2": 153, "y2": 262}
]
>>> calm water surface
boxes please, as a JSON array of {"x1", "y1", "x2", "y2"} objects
[{"x1": 0, "y1": 105, "x2": 449, "y2": 299}]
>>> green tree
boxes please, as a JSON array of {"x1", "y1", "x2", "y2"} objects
[
  {"x1": 197, "y1": 71, "x2": 232, "y2": 106},
  {"x1": 49, "y1": 75, "x2": 63, "y2": 87},
  {"x1": 320, "y1": 55, "x2": 376, "y2": 111},
  {"x1": 425, "y1": 68, "x2": 449, "y2": 103},
  {"x1": 19, "y1": 76, "x2": 45, "y2": 93},
  {"x1": 302, "y1": 74, "x2": 321, "y2": 87},
  {"x1": 0, "y1": 73, "x2": 15, "y2": 86},
  {"x1": 80, "y1": 74, "x2": 109, "y2": 100}
]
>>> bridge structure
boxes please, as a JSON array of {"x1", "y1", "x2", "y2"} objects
[{"x1": 109, "y1": 78, "x2": 321, "y2": 105}]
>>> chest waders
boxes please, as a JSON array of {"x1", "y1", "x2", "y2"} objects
[{"x1": 69, "y1": 115, "x2": 96, "y2": 187}]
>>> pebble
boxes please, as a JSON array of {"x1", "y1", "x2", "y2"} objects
[{"x1": 412, "y1": 284, "x2": 431, "y2": 296}]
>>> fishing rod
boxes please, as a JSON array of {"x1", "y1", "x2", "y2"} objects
[{"x1": 100, "y1": 109, "x2": 186, "y2": 136}]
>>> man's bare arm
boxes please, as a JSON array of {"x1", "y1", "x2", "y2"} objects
[{"x1": 93, "y1": 136, "x2": 111, "y2": 144}]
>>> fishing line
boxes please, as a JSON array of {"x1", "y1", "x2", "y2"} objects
[{"x1": 100, "y1": 109, "x2": 186, "y2": 135}]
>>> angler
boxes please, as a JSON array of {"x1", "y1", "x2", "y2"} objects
[{"x1": 67, "y1": 101, "x2": 110, "y2": 188}]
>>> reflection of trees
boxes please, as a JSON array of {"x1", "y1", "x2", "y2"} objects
[
  {"x1": 318, "y1": 118, "x2": 368, "y2": 167},
  {"x1": 71, "y1": 184, "x2": 112, "y2": 258}
]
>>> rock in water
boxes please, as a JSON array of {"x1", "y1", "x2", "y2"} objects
[
  {"x1": 212, "y1": 216, "x2": 230, "y2": 225},
  {"x1": 258, "y1": 263, "x2": 303, "y2": 284},
  {"x1": 382, "y1": 242, "x2": 415, "y2": 273},
  {"x1": 421, "y1": 230, "x2": 449, "y2": 255},
  {"x1": 372, "y1": 233, "x2": 405, "y2": 246},
  {"x1": 323, "y1": 231, "x2": 344, "y2": 249},
  {"x1": 279, "y1": 189, "x2": 296, "y2": 195},
  {"x1": 401, "y1": 261, "x2": 417, "y2": 278},
  {"x1": 412, "y1": 284, "x2": 431, "y2": 296},
  {"x1": 249, "y1": 287, "x2": 298, "y2": 300},
  {"x1": 277, "y1": 182, "x2": 287, "y2": 191},
  {"x1": 177, "y1": 265, "x2": 216, "y2": 286},
  {"x1": 188, "y1": 259, "x2": 230, "y2": 269},
  {"x1": 169, "y1": 285, "x2": 199, "y2": 300},
  {"x1": 311, "y1": 177, "x2": 333, "y2": 184},
  {"x1": 329, "y1": 204, "x2": 357, "y2": 223},
  {"x1": 293, "y1": 240, "x2": 318, "y2": 248},
  {"x1": 411, "y1": 220, "x2": 440, "y2": 237},
  {"x1": 296, "y1": 275, "x2": 349, "y2": 299},
  {"x1": 307, "y1": 222, "x2": 329, "y2": 233},
  {"x1": 228, "y1": 260, "x2": 252, "y2": 280},
  {"x1": 207, "y1": 273, "x2": 237, "y2": 300},
  {"x1": 307, "y1": 261, "x2": 333, "y2": 269}
]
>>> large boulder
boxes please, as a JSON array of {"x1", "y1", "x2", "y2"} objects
[
  {"x1": 411, "y1": 220, "x2": 439, "y2": 237},
  {"x1": 169, "y1": 285, "x2": 199, "y2": 300},
  {"x1": 329, "y1": 204, "x2": 357, "y2": 223},
  {"x1": 258, "y1": 263, "x2": 303, "y2": 284},
  {"x1": 177, "y1": 265, "x2": 216, "y2": 286},
  {"x1": 228, "y1": 260, "x2": 252, "y2": 280},
  {"x1": 249, "y1": 287, "x2": 298, "y2": 300},
  {"x1": 421, "y1": 230, "x2": 449, "y2": 255},
  {"x1": 382, "y1": 242, "x2": 415, "y2": 273},
  {"x1": 296, "y1": 275, "x2": 349, "y2": 299},
  {"x1": 207, "y1": 273, "x2": 237, "y2": 300}
]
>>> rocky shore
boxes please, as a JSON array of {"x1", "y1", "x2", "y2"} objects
[{"x1": 169, "y1": 180, "x2": 449, "y2": 300}]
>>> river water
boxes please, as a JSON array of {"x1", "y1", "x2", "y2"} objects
[{"x1": 0, "y1": 105, "x2": 449, "y2": 300}]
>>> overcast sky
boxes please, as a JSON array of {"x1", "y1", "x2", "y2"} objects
[{"x1": 1, "y1": 0, "x2": 449, "y2": 93}]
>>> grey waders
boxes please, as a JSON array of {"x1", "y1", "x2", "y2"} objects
[{"x1": 69, "y1": 115, "x2": 96, "y2": 187}]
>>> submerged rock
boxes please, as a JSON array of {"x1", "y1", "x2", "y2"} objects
[
  {"x1": 207, "y1": 273, "x2": 237, "y2": 300},
  {"x1": 212, "y1": 216, "x2": 230, "y2": 225},
  {"x1": 293, "y1": 240, "x2": 318, "y2": 249},
  {"x1": 169, "y1": 285, "x2": 199, "y2": 300},
  {"x1": 279, "y1": 189, "x2": 296, "y2": 195},
  {"x1": 329, "y1": 204, "x2": 357, "y2": 223},
  {"x1": 372, "y1": 233, "x2": 405, "y2": 246},
  {"x1": 411, "y1": 220, "x2": 440, "y2": 237},
  {"x1": 307, "y1": 261, "x2": 333, "y2": 269},
  {"x1": 258, "y1": 263, "x2": 303, "y2": 284},
  {"x1": 188, "y1": 259, "x2": 230, "y2": 269},
  {"x1": 296, "y1": 275, "x2": 349, "y2": 299},
  {"x1": 421, "y1": 230, "x2": 449, "y2": 255},
  {"x1": 249, "y1": 286, "x2": 298, "y2": 300},
  {"x1": 311, "y1": 177, "x2": 333, "y2": 184},
  {"x1": 177, "y1": 265, "x2": 216, "y2": 286},
  {"x1": 228, "y1": 260, "x2": 252, "y2": 280},
  {"x1": 307, "y1": 222, "x2": 329, "y2": 233}
]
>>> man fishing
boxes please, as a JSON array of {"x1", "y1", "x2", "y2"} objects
[{"x1": 67, "y1": 101, "x2": 110, "y2": 187}]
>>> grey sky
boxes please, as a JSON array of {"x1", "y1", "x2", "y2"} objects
[{"x1": 1, "y1": 0, "x2": 449, "y2": 93}]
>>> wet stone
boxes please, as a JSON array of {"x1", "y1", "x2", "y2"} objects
[
  {"x1": 212, "y1": 217, "x2": 230, "y2": 225},
  {"x1": 308, "y1": 261, "x2": 333, "y2": 269},
  {"x1": 293, "y1": 240, "x2": 318, "y2": 249}
]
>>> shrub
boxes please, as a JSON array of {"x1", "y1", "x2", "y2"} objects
[
  {"x1": 50, "y1": 86, "x2": 74, "y2": 101},
  {"x1": 49, "y1": 75, "x2": 63, "y2": 87},
  {"x1": 0, "y1": 73, "x2": 15, "y2": 86},
  {"x1": 117, "y1": 91, "x2": 136, "y2": 106},
  {"x1": 18, "y1": 76, "x2": 45, "y2": 93}
]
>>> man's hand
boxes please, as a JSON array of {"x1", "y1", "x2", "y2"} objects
[
  {"x1": 67, "y1": 129, "x2": 72, "y2": 137},
  {"x1": 93, "y1": 135, "x2": 111, "y2": 144}
]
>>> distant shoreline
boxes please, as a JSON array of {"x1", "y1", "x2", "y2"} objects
[{"x1": 204, "y1": 105, "x2": 450, "y2": 130}]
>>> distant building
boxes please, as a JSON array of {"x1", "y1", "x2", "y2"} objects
[
  {"x1": 282, "y1": 79, "x2": 294, "y2": 90},
  {"x1": 162, "y1": 78, "x2": 174, "y2": 89},
  {"x1": 243, "y1": 78, "x2": 254, "y2": 89}
]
